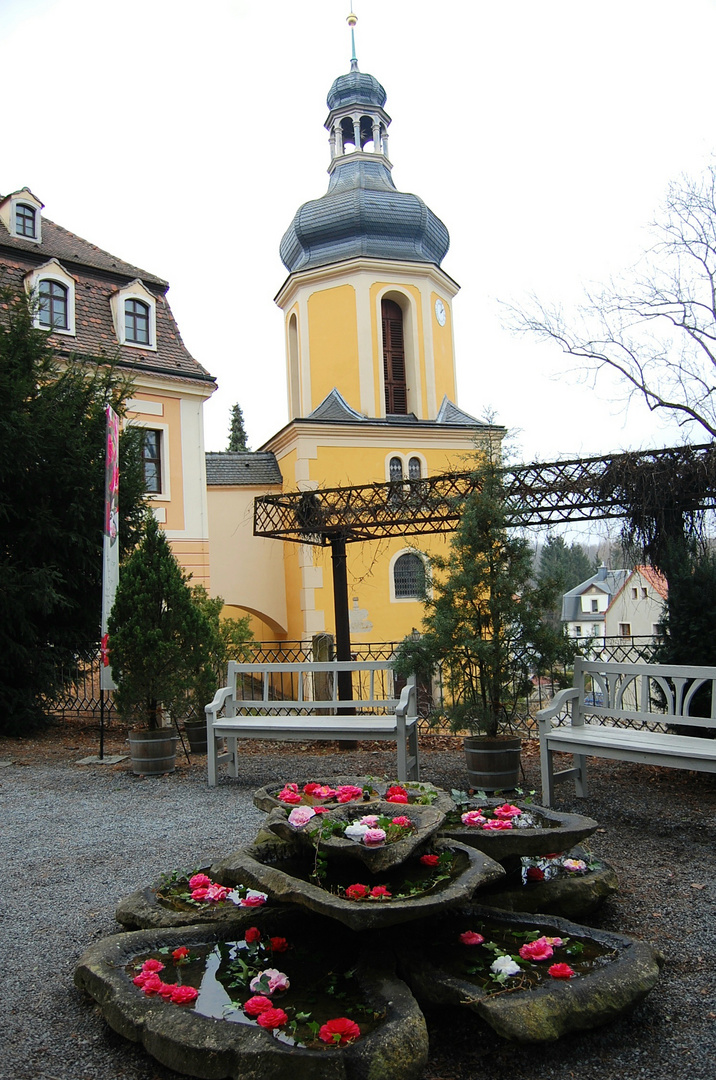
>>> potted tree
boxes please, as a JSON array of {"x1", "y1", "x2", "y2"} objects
[
  {"x1": 107, "y1": 516, "x2": 215, "y2": 775},
  {"x1": 395, "y1": 448, "x2": 563, "y2": 791}
]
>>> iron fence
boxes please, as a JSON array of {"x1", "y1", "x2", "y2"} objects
[{"x1": 45, "y1": 635, "x2": 662, "y2": 735}]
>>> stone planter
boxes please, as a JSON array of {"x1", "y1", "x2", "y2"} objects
[
  {"x1": 74, "y1": 915, "x2": 429, "y2": 1080},
  {"x1": 253, "y1": 777, "x2": 455, "y2": 816},
  {"x1": 438, "y1": 800, "x2": 598, "y2": 861},
  {"x1": 478, "y1": 849, "x2": 619, "y2": 920},
  {"x1": 211, "y1": 839, "x2": 505, "y2": 932},
  {"x1": 395, "y1": 904, "x2": 663, "y2": 1042}
]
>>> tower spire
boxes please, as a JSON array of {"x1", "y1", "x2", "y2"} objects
[{"x1": 347, "y1": 5, "x2": 358, "y2": 71}]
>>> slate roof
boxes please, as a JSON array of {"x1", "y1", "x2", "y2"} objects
[
  {"x1": 304, "y1": 389, "x2": 491, "y2": 428},
  {"x1": 0, "y1": 194, "x2": 215, "y2": 386},
  {"x1": 561, "y1": 568, "x2": 630, "y2": 623},
  {"x1": 205, "y1": 452, "x2": 282, "y2": 486}
]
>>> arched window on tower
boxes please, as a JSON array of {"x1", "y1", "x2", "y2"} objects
[
  {"x1": 382, "y1": 298, "x2": 407, "y2": 414},
  {"x1": 393, "y1": 552, "x2": 426, "y2": 600}
]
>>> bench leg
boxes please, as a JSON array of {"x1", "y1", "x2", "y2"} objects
[
  {"x1": 539, "y1": 738, "x2": 555, "y2": 808},
  {"x1": 573, "y1": 753, "x2": 588, "y2": 799},
  {"x1": 407, "y1": 724, "x2": 420, "y2": 781},
  {"x1": 207, "y1": 729, "x2": 218, "y2": 787},
  {"x1": 226, "y1": 736, "x2": 239, "y2": 779},
  {"x1": 396, "y1": 732, "x2": 408, "y2": 783}
]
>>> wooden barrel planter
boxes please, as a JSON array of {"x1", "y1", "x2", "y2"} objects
[
  {"x1": 128, "y1": 730, "x2": 178, "y2": 775},
  {"x1": 183, "y1": 722, "x2": 208, "y2": 755},
  {"x1": 464, "y1": 736, "x2": 521, "y2": 791}
]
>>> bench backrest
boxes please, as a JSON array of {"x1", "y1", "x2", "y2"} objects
[
  {"x1": 226, "y1": 660, "x2": 401, "y2": 713},
  {"x1": 574, "y1": 658, "x2": 716, "y2": 729}
]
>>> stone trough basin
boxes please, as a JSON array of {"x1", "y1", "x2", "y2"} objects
[
  {"x1": 395, "y1": 904, "x2": 663, "y2": 1042},
  {"x1": 211, "y1": 839, "x2": 505, "y2": 931},
  {"x1": 74, "y1": 910, "x2": 429, "y2": 1080},
  {"x1": 253, "y1": 777, "x2": 455, "y2": 816},
  {"x1": 265, "y1": 800, "x2": 445, "y2": 873},
  {"x1": 479, "y1": 847, "x2": 619, "y2": 920},
  {"x1": 438, "y1": 799, "x2": 598, "y2": 861},
  {"x1": 115, "y1": 867, "x2": 281, "y2": 931}
]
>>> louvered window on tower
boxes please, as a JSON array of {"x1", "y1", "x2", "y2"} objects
[
  {"x1": 394, "y1": 553, "x2": 425, "y2": 599},
  {"x1": 382, "y1": 298, "x2": 407, "y2": 414}
]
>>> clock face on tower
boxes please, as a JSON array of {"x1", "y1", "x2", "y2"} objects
[{"x1": 434, "y1": 298, "x2": 446, "y2": 326}]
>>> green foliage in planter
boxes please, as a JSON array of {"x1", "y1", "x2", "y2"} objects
[
  {"x1": 394, "y1": 449, "x2": 564, "y2": 738},
  {"x1": 108, "y1": 517, "x2": 214, "y2": 729}
]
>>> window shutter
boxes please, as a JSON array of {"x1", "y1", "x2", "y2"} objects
[{"x1": 382, "y1": 299, "x2": 407, "y2": 414}]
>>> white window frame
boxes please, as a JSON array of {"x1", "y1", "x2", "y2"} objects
[
  {"x1": 129, "y1": 420, "x2": 170, "y2": 502},
  {"x1": 389, "y1": 547, "x2": 429, "y2": 603},
  {"x1": 0, "y1": 189, "x2": 43, "y2": 243},
  {"x1": 110, "y1": 279, "x2": 157, "y2": 350},
  {"x1": 24, "y1": 260, "x2": 76, "y2": 336}
]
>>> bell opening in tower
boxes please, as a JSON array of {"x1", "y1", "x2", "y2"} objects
[{"x1": 382, "y1": 298, "x2": 407, "y2": 415}]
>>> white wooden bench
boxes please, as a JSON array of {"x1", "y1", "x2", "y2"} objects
[
  {"x1": 205, "y1": 660, "x2": 419, "y2": 786},
  {"x1": 538, "y1": 658, "x2": 716, "y2": 807}
]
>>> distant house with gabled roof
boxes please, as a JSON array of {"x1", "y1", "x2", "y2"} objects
[{"x1": 562, "y1": 564, "x2": 668, "y2": 639}]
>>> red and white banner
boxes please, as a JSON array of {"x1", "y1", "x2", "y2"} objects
[{"x1": 100, "y1": 406, "x2": 119, "y2": 691}]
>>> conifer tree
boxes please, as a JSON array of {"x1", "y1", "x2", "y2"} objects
[
  {"x1": 227, "y1": 403, "x2": 249, "y2": 451},
  {"x1": 107, "y1": 516, "x2": 214, "y2": 729},
  {"x1": 0, "y1": 285, "x2": 146, "y2": 733},
  {"x1": 396, "y1": 451, "x2": 562, "y2": 736}
]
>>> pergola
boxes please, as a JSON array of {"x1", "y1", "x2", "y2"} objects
[{"x1": 254, "y1": 442, "x2": 716, "y2": 673}]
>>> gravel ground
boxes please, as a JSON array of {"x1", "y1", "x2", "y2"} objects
[{"x1": 1, "y1": 726, "x2": 715, "y2": 1080}]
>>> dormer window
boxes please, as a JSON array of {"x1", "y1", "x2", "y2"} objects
[
  {"x1": 24, "y1": 260, "x2": 76, "y2": 336},
  {"x1": 15, "y1": 203, "x2": 36, "y2": 238},
  {"x1": 0, "y1": 188, "x2": 44, "y2": 243},
  {"x1": 38, "y1": 280, "x2": 68, "y2": 330},
  {"x1": 110, "y1": 280, "x2": 156, "y2": 350},
  {"x1": 125, "y1": 299, "x2": 150, "y2": 345}
]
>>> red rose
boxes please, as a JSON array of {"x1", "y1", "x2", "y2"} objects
[
  {"x1": 459, "y1": 931, "x2": 485, "y2": 946},
  {"x1": 319, "y1": 1017, "x2": 361, "y2": 1045},
  {"x1": 269, "y1": 937, "x2": 289, "y2": 953},
  {"x1": 188, "y1": 873, "x2": 212, "y2": 889},
  {"x1": 244, "y1": 926, "x2": 261, "y2": 944},
  {"x1": 386, "y1": 793, "x2": 408, "y2": 804},
  {"x1": 141, "y1": 959, "x2": 165, "y2": 973},
  {"x1": 172, "y1": 947, "x2": 190, "y2": 962},
  {"x1": 170, "y1": 984, "x2": 198, "y2": 1004},
  {"x1": 158, "y1": 982, "x2": 175, "y2": 1000},
  {"x1": 256, "y1": 1007, "x2": 288, "y2": 1029},
  {"x1": 140, "y1": 973, "x2": 163, "y2": 995},
  {"x1": 391, "y1": 816, "x2": 411, "y2": 827},
  {"x1": 420, "y1": 854, "x2": 439, "y2": 867},
  {"x1": 548, "y1": 963, "x2": 576, "y2": 979},
  {"x1": 386, "y1": 785, "x2": 408, "y2": 799},
  {"x1": 369, "y1": 885, "x2": 391, "y2": 899},
  {"x1": 243, "y1": 995, "x2": 275, "y2": 1017},
  {"x1": 190, "y1": 887, "x2": 209, "y2": 901},
  {"x1": 345, "y1": 883, "x2": 369, "y2": 900},
  {"x1": 526, "y1": 866, "x2": 545, "y2": 882},
  {"x1": 303, "y1": 782, "x2": 321, "y2": 795}
]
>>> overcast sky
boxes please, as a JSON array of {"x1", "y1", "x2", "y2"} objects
[{"x1": 2, "y1": 0, "x2": 715, "y2": 467}]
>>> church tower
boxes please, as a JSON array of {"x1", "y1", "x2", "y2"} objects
[
  {"x1": 215, "y1": 14, "x2": 503, "y2": 646},
  {"x1": 276, "y1": 22, "x2": 460, "y2": 424}
]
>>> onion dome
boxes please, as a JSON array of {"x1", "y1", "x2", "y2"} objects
[{"x1": 327, "y1": 70, "x2": 386, "y2": 111}]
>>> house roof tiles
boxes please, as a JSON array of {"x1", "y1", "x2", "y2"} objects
[{"x1": 206, "y1": 452, "x2": 283, "y2": 487}]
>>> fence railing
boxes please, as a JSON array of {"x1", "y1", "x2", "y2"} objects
[{"x1": 45, "y1": 635, "x2": 662, "y2": 735}]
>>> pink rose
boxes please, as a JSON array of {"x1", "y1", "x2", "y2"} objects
[
  {"x1": 345, "y1": 883, "x2": 369, "y2": 900},
  {"x1": 241, "y1": 891, "x2": 268, "y2": 907},
  {"x1": 369, "y1": 885, "x2": 391, "y2": 898},
  {"x1": 549, "y1": 963, "x2": 576, "y2": 979},
  {"x1": 170, "y1": 984, "x2": 198, "y2": 1004},
  {"x1": 519, "y1": 938, "x2": 554, "y2": 961},
  {"x1": 391, "y1": 816, "x2": 411, "y2": 827},
  {"x1": 543, "y1": 936, "x2": 564, "y2": 947},
  {"x1": 461, "y1": 810, "x2": 485, "y2": 827},
  {"x1": 250, "y1": 968, "x2": 289, "y2": 994},
  {"x1": 256, "y1": 1007, "x2": 288, "y2": 1029},
  {"x1": 526, "y1": 866, "x2": 545, "y2": 882},
  {"x1": 288, "y1": 805, "x2": 316, "y2": 827},
  {"x1": 244, "y1": 926, "x2": 261, "y2": 944},
  {"x1": 563, "y1": 858, "x2": 588, "y2": 873},
  {"x1": 459, "y1": 931, "x2": 485, "y2": 946},
  {"x1": 420, "y1": 854, "x2": 439, "y2": 867},
  {"x1": 205, "y1": 883, "x2": 230, "y2": 902},
  {"x1": 319, "y1": 1017, "x2": 361, "y2": 1045},
  {"x1": 313, "y1": 785, "x2": 337, "y2": 799},
  {"x1": 190, "y1": 887, "x2": 209, "y2": 901},
  {"x1": 141, "y1": 959, "x2": 165, "y2": 973},
  {"x1": 243, "y1": 994, "x2": 275, "y2": 1017},
  {"x1": 363, "y1": 828, "x2": 386, "y2": 845},
  {"x1": 481, "y1": 819, "x2": 513, "y2": 830},
  {"x1": 158, "y1": 982, "x2": 175, "y2": 1000},
  {"x1": 359, "y1": 815, "x2": 380, "y2": 827},
  {"x1": 493, "y1": 803, "x2": 522, "y2": 819},
  {"x1": 188, "y1": 873, "x2": 212, "y2": 889},
  {"x1": 336, "y1": 785, "x2": 363, "y2": 802}
]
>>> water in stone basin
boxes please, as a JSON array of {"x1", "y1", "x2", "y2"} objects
[{"x1": 127, "y1": 918, "x2": 385, "y2": 1049}]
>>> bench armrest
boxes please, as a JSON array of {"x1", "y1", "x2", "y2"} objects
[
  {"x1": 394, "y1": 675, "x2": 417, "y2": 723},
  {"x1": 536, "y1": 686, "x2": 580, "y2": 728},
  {"x1": 205, "y1": 685, "x2": 233, "y2": 721}
]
